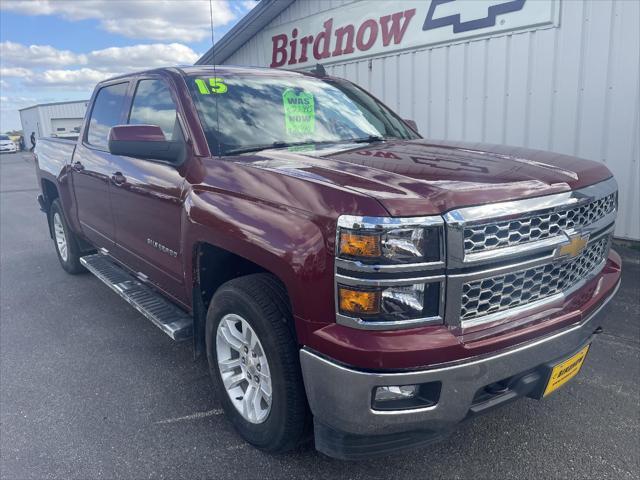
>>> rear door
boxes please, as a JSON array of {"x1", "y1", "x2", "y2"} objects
[
  {"x1": 109, "y1": 76, "x2": 189, "y2": 305},
  {"x1": 71, "y1": 81, "x2": 129, "y2": 249}
]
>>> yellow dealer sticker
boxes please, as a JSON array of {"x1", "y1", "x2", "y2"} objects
[{"x1": 543, "y1": 344, "x2": 590, "y2": 397}]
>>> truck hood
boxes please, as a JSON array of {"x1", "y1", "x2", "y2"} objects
[{"x1": 241, "y1": 139, "x2": 612, "y2": 216}]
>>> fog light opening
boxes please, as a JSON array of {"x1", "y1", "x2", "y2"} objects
[
  {"x1": 374, "y1": 385, "x2": 418, "y2": 402},
  {"x1": 372, "y1": 382, "x2": 441, "y2": 411}
]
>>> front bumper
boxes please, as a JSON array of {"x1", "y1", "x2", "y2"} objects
[{"x1": 300, "y1": 280, "x2": 620, "y2": 459}]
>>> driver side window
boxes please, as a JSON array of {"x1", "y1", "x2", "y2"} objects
[{"x1": 128, "y1": 79, "x2": 179, "y2": 141}]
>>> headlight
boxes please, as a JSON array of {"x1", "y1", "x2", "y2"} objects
[
  {"x1": 337, "y1": 216, "x2": 442, "y2": 264},
  {"x1": 338, "y1": 282, "x2": 441, "y2": 322},
  {"x1": 336, "y1": 215, "x2": 445, "y2": 329}
]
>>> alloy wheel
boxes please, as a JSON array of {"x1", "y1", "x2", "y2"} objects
[
  {"x1": 53, "y1": 212, "x2": 68, "y2": 262},
  {"x1": 216, "y1": 313, "x2": 273, "y2": 424}
]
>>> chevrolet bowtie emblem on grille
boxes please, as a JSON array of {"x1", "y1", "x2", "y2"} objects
[{"x1": 558, "y1": 234, "x2": 589, "y2": 259}]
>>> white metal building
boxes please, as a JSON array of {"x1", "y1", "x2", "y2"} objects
[
  {"x1": 197, "y1": 0, "x2": 639, "y2": 241},
  {"x1": 19, "y1": 100, "x2": 89, "y2": 140}
]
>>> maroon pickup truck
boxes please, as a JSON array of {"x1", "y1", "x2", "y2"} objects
[{"x1": 34, "y1": 66, "x2": 621, "y2": 460}]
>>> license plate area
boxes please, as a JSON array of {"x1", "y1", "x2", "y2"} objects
[{"x1": 543, "y1": 344, "x2": 590, "y2": 397}]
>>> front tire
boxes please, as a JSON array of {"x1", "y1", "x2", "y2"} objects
[
  {"x1": 205, "y1": 274, "x2": 310, "y2": 453},
  {"x1": 49, "y1": 199, "x2": 84, "y2": 274}
]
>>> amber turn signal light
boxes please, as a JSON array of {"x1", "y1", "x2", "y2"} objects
[
  {"x1": 339, "y1": 232, "x2": 381, "y2": 258},
  {"x1": 338, "y1": 287, "x2": 380, "y2": 315}
]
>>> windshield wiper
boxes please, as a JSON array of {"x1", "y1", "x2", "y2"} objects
[
  {"x1": 224, "y1": 136, "x2": 386, "y2": 156},
  {"x1": 351, "y1": 135, "x2": 386, "y2": 144},
  {"x1": 224, "y1": 142, "x2": 288, "y2": 155},
  {"x1": 225, "y1": 140, "x2": 339, "y2": 156}
]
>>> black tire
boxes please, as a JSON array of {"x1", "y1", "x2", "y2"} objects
[
  {"x1": 49, "y1": 199, "x2": 85, "y2": 274},
  {"x1": 205, "y1": 273, "x2": 310, "y2": 453}
]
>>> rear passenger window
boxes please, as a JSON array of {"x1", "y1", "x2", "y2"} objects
[
  {"x1": 86, "y1": 82, "x2": 128, "y2": 149},
  {"x1": 128, "y1": 79, "x2": 179, "y2": 141}
]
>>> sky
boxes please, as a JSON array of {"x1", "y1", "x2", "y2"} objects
[{"x1": 0, "y1": 0, "x2": 258, "y2": 132}]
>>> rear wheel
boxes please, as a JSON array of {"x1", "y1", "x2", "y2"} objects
[
  {"x1": 205, "y1": 273, "x2": 310, "y2": 452},
  {"x1": 49, "y1": 199, "x2": 84, "y2": 274}
]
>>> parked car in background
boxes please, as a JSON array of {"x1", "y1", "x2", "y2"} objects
[
  {"x1": 33, "y1": 66, "x2": 621, "y2": 460},
  {"x1": 0, "y1": 135, "x2": 18, "y2": 153}
]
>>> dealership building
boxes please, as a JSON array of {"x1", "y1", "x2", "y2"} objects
[
  {"x1": 19, "y1": 100, "x2": 89, "y2": 140},
  {"x1": 197, "y1": 0, "x2": 639, "y2": 241}
]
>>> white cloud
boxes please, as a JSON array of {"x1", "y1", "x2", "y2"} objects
[
  {"x1": 1, "y1": 66, "x2": 33, "y2": 77},
  {"x1": 1, "y1": 66, "x2": 111, "y2": 90},
  {"x1": 2, "y1": 41, "x2": 199, "y2": 72},
  {"x1": 241, "y1": 1, "x2": 259, "y2": 10},
  {"x1": 1, "y1": 0, "x2": 237, "y2": 42},
  {"x1": 87, "y1": 43, "x2": 200, "y2": 70},
  {"x1": 1, "y1": 42, "x2": 200, "y2": 89},
  {"x1": 0, "y1": 41, "x2": 83, "y2": 67},
  {"x1": 1, "y1": 95, "x2": 38, "y2": 110},
  {"x1": 33, "y1": 68, "x2": 117, "y2": 88}
]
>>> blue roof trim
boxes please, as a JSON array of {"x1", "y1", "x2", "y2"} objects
[{"x1": 196, "y1": 0, "x2": 295, "y2": 65}]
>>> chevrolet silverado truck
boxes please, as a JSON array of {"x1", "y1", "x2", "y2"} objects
[{"x1": 34, "y1": 66, "x2": 621, "y2": 460}]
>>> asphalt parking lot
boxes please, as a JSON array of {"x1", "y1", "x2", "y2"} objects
[{"x1": 1, "y1": 151, "x2": 638, "y2": 479}]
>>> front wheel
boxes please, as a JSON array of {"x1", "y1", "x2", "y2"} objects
[
  {"x1": 49, "y1": 199, "x2": 84, "y2": 274},
  {"x1": 205, "y1": 274, "x2": 310, "y2": 452}
]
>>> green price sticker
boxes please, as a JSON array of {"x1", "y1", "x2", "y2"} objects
[
  {"x1": 282, "y1": 88, "x2": 315, "y2": 136},
  {"x1": 195, "y1": 78, "x2": 228, "y2": 95}
]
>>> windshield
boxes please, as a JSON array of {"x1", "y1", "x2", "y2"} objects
[
  {"x1": 0, "y1": 135, "x2": 10, "y2": 141},
  {"x1": 187, "y1": 73, "x2": 419, "y2": 156}
]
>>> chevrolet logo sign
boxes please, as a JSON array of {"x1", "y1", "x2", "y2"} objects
[{"x1": 558, "y1": 234, "x2": 589, "y2": 259}]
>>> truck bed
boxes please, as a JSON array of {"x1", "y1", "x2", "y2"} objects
[{"x1": 35, "y1": 137, "x2": 76, "y2": 178}]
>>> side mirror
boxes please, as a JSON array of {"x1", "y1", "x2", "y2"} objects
[
  {"x1": 108, "y1": 125, "x2": 185, "y2": 164},
  {"x1": 404, "y1": 119, "x2": 418, "y2": 132}
]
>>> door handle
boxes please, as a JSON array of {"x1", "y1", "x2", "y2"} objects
[
  {"x1": 111, "y1": 172, "x2": 126, "y2": 186},
  {"x1": 71, "y1": 161, "x2": 84, "y2": 171}
]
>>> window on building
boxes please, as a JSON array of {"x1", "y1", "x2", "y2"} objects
[{"x1": 86, "y1": 82, "x2": 128, "y2": 149}]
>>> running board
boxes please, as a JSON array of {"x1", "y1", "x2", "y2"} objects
[{"x1": 80, "y1": 254, "x2": 193, "y2": 341}]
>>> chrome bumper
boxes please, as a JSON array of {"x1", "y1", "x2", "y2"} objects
[{"x1": 300, "y1": 282, "x2": 619, "y2": 438}]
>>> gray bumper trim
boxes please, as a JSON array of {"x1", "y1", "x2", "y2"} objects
[{"x1": 300, "y1": 281, "x2": 619, "y2": 436}]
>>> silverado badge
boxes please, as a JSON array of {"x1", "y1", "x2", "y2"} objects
[{"x1": 147, "y1": 238, "x2": 178, "y2": 258}]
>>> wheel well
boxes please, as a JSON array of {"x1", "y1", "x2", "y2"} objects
[
  {"x1": 197, "y1": 243, "x2": 270, "y2": 310},
  {"x1": 41, "y1": 179, "x2": 59, "y2": 211},
  {"x1": 192, "y1": 243, "x2": 296, "y2": 355}
]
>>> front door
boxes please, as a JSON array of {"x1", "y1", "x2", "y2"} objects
[
  {"x1": 109, "y1": 78, "x2": 189, "y2": 305},
  {"x1": 71, "y1": 81, "x2": 129, "y2": 249}
]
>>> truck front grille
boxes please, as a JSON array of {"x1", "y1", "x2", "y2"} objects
[
  {"x1": 444, "y1": 178, "x2": 618, "y2": 329},
  {"x1": 460, "y1": 235, "x2": 610, "y2": 321},
  {"x1": 463, "y1": 192, "x2": 616, "y2": 254}
]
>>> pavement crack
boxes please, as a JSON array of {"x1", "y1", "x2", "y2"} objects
[
  {"x1": 600, "y1": 332, "x2": 640, "y2": 349},
  {"x1": 154, "y1": 409, "x2": 224, "y2": 425}
]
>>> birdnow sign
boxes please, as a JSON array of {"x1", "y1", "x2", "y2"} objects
[{"x1": 266, "y1": 0, "x2": 559, "y2": 68}]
